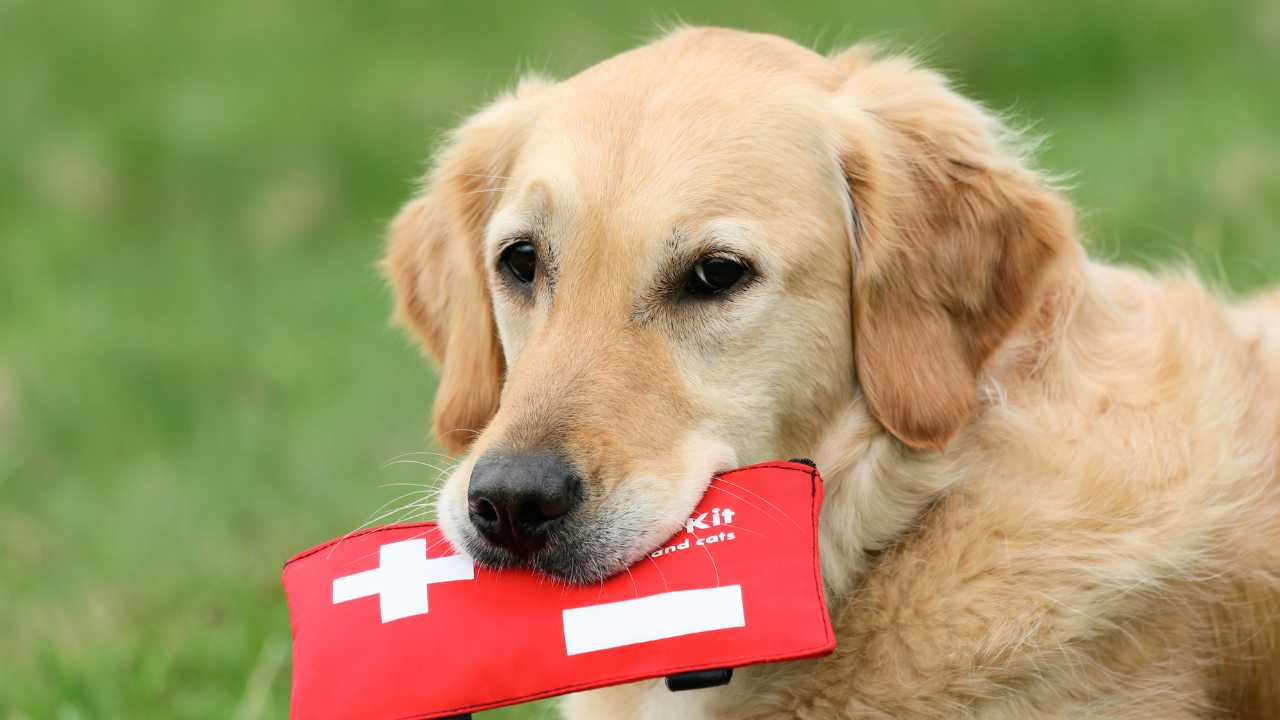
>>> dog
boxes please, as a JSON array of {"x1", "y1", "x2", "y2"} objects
[{"x1": 384, "y1": 27, "x2": 1280, "y2": 719}]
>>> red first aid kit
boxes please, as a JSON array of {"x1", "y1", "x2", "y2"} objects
[{"x1": 282, "y1": 460, "x2": 834, "y2": 719}]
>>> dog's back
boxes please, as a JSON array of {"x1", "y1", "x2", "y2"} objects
[
  {"x1": 1222, "y1": 290, "x2": 1280, "y2": 719},
  {"x1": 1234, "y1": 290, "x2": 1280, "y2": 375}
]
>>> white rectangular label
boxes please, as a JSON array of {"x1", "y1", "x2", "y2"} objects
[{"x1": 561, "y1": 585, "x2": 745, "y2": 656}]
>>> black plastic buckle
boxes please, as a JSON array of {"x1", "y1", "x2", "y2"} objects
[{"x1": 665, "y1": 667, "x2": 734, "y2": 692}]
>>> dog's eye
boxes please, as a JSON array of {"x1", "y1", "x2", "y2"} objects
[
  {"x1": 500, "y1": 241, "x2": 537, "y2": 284},
  {"x1": 687, "y1": 256, "x2": 748, "y2": 297}
]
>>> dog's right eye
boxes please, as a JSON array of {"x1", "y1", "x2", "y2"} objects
[
  {"x1": 686, "y1": 255, "x2": 749, "y2": 297},
  {"x1": 500, "y1": 241, "x2": 537, "y2": 284}
]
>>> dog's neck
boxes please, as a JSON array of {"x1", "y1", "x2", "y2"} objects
[
  {"x1": 810, "y1": 402, "x2": 955, "y2": 599},
  {"x1": 813, "y1": 258, "x2": 1089, "y2": 600}
]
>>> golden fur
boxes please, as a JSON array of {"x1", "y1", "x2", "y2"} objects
[{"x1": 385, "y1": 27, "x2": 1280, "y2": 719}]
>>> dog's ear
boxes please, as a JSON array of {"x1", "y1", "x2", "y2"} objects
[
  {"x1": 831, "y1": 50, "x2": 1076, "y2": 451},
  {"x1": 384, "y1": 79, "x2": 546, "y2": 454}
]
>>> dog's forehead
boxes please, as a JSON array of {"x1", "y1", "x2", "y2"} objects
[
  {"x1": 499, "y1": 138, "x2": 768, "y2": 288},
  {"x1": 503, "y1": 93, "x2": 835, "y2": 252},
  {"x1": 519, "y1": 33, "x2": 837, "y2": 190},
  {"x1": 488, "y1": 31, "x2": 851, "y2": 293}
]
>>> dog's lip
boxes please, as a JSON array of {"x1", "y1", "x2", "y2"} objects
[
  {"x1": 459, "y1": 533, "x2": 522, "y2": 571},
  {"x1": 532, "y1": 481, "x2": 716, "y2": 583},
  {"x1": 455, "y1": 524, "x2": 577, "y2": 576},
  {"x1": 520, "y1": 522, "x2": 689, "y2": 585},
  {"x1": 450, "y1": 473, "x2": 715, "y2": 584},
  {"x1": 459, "y1": 526, "x2": 631, "y2": 585}
]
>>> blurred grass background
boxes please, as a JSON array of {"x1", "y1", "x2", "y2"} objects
[{"x1": 1, "y1": 0, "x2": 1277, "y2": 717}]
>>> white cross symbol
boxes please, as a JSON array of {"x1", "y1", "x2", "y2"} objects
[{"x1": 331, "y1": 538, "x2": 475, "y2": 623}]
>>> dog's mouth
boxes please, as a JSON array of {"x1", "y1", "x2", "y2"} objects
[
  {"x1": 439, "y1": 476, "x2": 713, "y2": 585},
  {"x1": 452, "y1": 503, "x2": 686, "y2": 585},
  {"x1": 439, "y1": 433, "x2": 738, "y2": 584}
]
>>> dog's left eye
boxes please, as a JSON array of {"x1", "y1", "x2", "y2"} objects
[
  {"x1": 500, "y1": 241, "x2": 537, "y2": 284},
  {"x1": 687, "y1": 256, "x2": 748, "y2": 297}
]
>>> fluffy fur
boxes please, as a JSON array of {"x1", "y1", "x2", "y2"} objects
[{"x1": 384, "y1": 27, "x2": 1280, "y2": 719}]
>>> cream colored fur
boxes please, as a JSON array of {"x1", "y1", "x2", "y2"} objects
[{"x1": 385, "y1": 27, "x2": 1280, "y2": 719}]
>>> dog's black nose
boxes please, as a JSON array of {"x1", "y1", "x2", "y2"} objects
[{"x1": 467, "y1": 449, "x2": 582, "y2": 556}]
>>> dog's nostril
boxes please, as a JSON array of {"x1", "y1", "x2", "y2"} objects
[
  {"x1": 516, "y1": 495, "x2": 570, "y2": 529},
  {"x1": 472, "y1": 498, "x2": 499, "y2": 524},
  {"x1": 516, "y1": 501, "x2": 542, "y2": 528}
]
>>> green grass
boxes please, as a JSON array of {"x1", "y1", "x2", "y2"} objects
[{"x1": 1, "y1": 0, "x2": 1277, "y2": 717}]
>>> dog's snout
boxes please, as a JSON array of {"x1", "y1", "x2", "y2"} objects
[{"x1": 467, "y1": 449, "x2": 582, "y2": 556}]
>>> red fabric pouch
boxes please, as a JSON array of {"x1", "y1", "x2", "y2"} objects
[{"x1": 282, "y1": 460, "x2": 834, "y2": 719}]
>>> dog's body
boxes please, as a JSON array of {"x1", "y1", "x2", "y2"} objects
[
  {"x1": 570, "y1": 269, "x2": 1280, "y2": 719},
  {"x1": 385, "y1": 28, "x2": 1280, "y2": 718}
]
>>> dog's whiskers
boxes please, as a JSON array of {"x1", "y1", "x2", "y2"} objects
[
  {"x1": 457, "y1": 172, "x2": 512, "y2": 181},
  {"x1": 380, "y1": 449, "x2": 455, "y2": 465},
  {"x1": 698, "y1": 537, "x2": 721, "y2": 587},
  {"x1": 380, "y1": 458, "x2": 454, "y2": 474},
  {"x1": 706, "y1": 485, "x2": 789, "y2": 529},
  {"x1": 644, "y1": 553, "x2": 669, "y2": 592},
  {"x1": 714, "y1": 479, "x2": 805, "y2": 530}
]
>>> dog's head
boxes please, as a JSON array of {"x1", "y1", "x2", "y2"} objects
[{"x1": 385, "y1": 28, "x2": 1073, "y2": 582}]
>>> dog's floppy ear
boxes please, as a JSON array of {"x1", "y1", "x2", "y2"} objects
[
  {"x1": 384, "y1": 80, "x2": 546, "y2": 454},
  {"x1": 831, "y1": 50, "x2": 1076, "y2": 451}
]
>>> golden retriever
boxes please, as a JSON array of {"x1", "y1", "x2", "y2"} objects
[{"x1": 384, "y1": 27, "x2": 1280, "y2": 719}]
